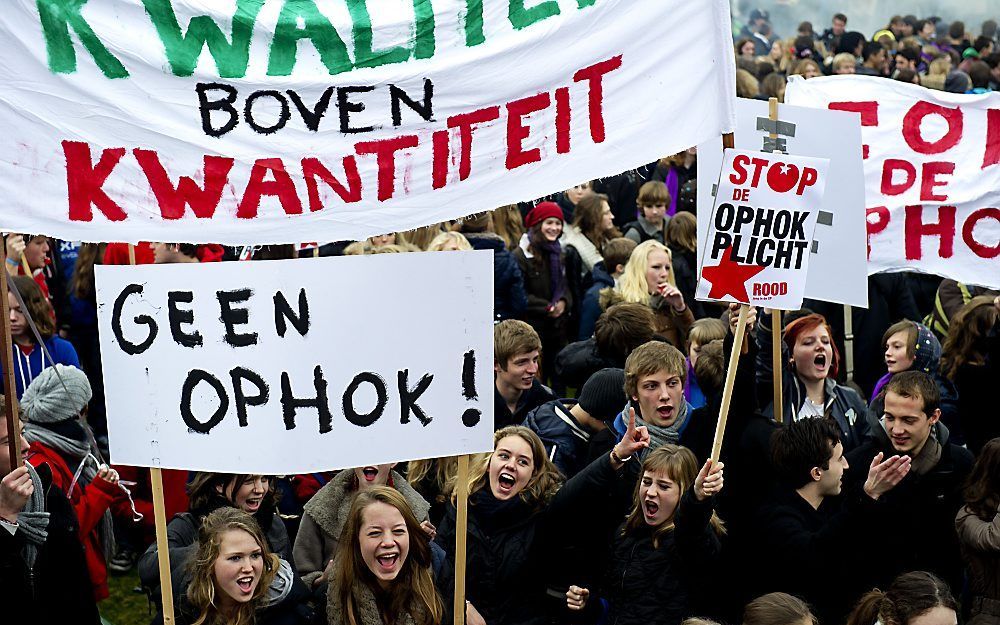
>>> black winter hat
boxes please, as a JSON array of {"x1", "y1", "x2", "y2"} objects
[{"x1": 578, "y1": 368, "x2": 627, "y2": 422}]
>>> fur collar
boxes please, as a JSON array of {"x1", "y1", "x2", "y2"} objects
[
  {"x1": 303, "y1": 470, "x2": 431, "y2": 540},
  {"x1": 328, "y1": 574, "x2": 421, "y2": 625}
]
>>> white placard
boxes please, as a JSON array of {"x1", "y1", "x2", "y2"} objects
[
  {"x1": 697, "y1": 149, "x2": 829, "y2": 310},
  {"x1": 698, "y1": 97, "x2": 869, "y2": 307},
  {"x1": 786, "y1": 75, "x2": 1000, "y2": 290},
  {"x1": 96, "y1": 251, "x2": 494, "y2": 473},
  {"x1": 0, "y1": 0, "x2": 736, "y2": 244}
]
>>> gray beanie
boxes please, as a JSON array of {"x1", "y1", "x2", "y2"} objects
[{"x1": 20, "y1": 364, "x2": 93, "y2": 424}]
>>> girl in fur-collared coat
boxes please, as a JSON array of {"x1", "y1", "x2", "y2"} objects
[
  {"x1": 292, "y1": 465, "x2": 431, "y2": 591},
  {"x1": 327, "y1": 487, "x2": 443, "y2": 625}
]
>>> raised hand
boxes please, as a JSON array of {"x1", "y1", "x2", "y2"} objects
[
  {"x1": 0, "y1": 465, "x2": 33, "y2": 522},
  {"x1": 694, "y1": 459, "x2": 724, "y2": 501},
  {"x1": 659, "y1": 283, "x2": 686, "y2": 312},
  {"x1": 613, "y1": 407, "x2": 650, "y2": 462},
  {"x1": 566, "y1": 585, "x2": 590, "y2": 611},
  {"x1": 96, "y1": 465, "x2": 120, "y2": 486},
  {"x1": 863, "y1": 452, "x2": 911, "y2": 500},
  {"x1": 728, "y1": 303, "x2": 757, "y2": 333},
  {"x1": 420, "y1": 519, "x2": 437, "y2": 540},
  {"x1": 5, "y1": 234, "x2": 25, "y2": 267}
]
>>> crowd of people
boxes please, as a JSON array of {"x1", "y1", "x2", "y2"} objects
[
  {"x1": 2, "y1": 7, "x2": 1000, "y2": 625},
  {"x1": 733, "y1": 8, "x2": 1000, "y2": 98}
]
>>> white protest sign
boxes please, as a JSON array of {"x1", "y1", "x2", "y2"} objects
[
  {"x1": 0, "y1": 0, "x2": 736, "y2": 244},
  {"x1": 697, "y1": 97, "x2": 868, "y2": 307},
  {"x1": 96, "y1": 251, "x2": 494, "y2": 473},
  {"x1": 786, "y1": 76, "x2": 1000, "y2": 289},
  {"x1": 697, "y1": 149, "x2": 829, "y2": 310}
]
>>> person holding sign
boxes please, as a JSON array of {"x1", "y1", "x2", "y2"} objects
[
  {"x1": 173, "y1": 507, "x2": 298, "y2": 625},
  {"x1": 562, "y1": 422, "x2": 725, "y2": 625},
  {"x1": 755, "y1": 312, "x2": 869, "y2": 450},
  {"x1": 600, "y1": 240, "x2": 694, "y2": 349},
  {"x1": 327, "y1": 486, "x2": 443, "y2": 625},
  {"x1": 435, "y1": 426, "x2": 563, "y2": 625},
  {"x1": 0, "y1": 407, "x2": 101, "y2": 624},
  {"x1": 20, "y1": 364, "x2": 119, "y2": 602}
]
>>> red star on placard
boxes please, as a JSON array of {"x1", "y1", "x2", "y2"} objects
[{"x1": 701, "y1": 246, "x2": 766, "y2": 302}]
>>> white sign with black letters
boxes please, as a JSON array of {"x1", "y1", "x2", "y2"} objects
[{"x1": 96, "y1": 251, "x2": 494, "y2": 473}]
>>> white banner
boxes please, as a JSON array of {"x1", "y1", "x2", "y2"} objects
[
  {"x1": 0, "y1": 0, "x2": 736, "y2": 244},
  {"x1": 697, "y1": 97, "x2": 868, "y2": 307},
  {"x1": 96, "y1": 251, "x2": 494, "y2": 473},
  {"x1": 786, "y1": 76, "x2": 1000, "y2": 289},
  {"x1": 697, "y1": 149, "x2": 829, "y2": 310}
]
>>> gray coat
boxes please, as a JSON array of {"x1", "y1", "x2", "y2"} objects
[
  {"x1": 292, "y1": 470, "x2": 430, "y2": 588},
  {"x1": 956, "y1": 506, "x2": 1000, "y2": 625}
]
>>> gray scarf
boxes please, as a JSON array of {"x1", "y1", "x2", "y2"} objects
[
  {"x1": 23, "y1": 423, "x2": 116, "y2": 560},
  {"x1": 633, "y1": 397, "x2": 691, "y2": 455},
  {"x1": 18, "y1": 463, "x2": 50, "y2": 571},
  {"x1": 327, "y1": 571, "x2": 421, "y2": 625}
]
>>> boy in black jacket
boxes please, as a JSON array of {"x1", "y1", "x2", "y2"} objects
[{"x1": 845, "y1": 371, "x2": 974, "y2": 596}]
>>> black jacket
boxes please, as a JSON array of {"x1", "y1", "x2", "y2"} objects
[
  {"x1": 604, "y1": 490, "x2": 721, "y2": 625},
  {"x1": 667, "y1": 243, "x2": 705, "y2": 320},
  {"x1": 577, "y1": 262, "x2": 616, "y2": 340},
  {"x1": 954, "y1": 317, "x2": 1000, "y2": 455},
  {"x1": 436, "y1": 491, "x2": 549, "y2": 625},
  {"x1": 464, "y1": 233, "x2": 528, "y2": 322},
  {"x1": 0, "y1": 463, "x2": 100, "y2": 624},
  {"x1": 554, "y1": 338, "x2": 619, "y2": 390},
  {"x1": 494, "y1": 379, "x2": 557, "y2": 431},
  {"x1": 845, "y1": 414, "x2": 974, "y2": 594},
  {"x1": 747, "y1": 487, "x2": 883, "y2": 625}
]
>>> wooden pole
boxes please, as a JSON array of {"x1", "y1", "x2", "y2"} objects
[
  {"x1": 128, "y1": 243, "x2": 175, "y2": 624},
  {"x1": 710, "y1": 304, "x2": 750, "y2": 463},
  {"x1": 0, "y1": 236, "x2": 23, "y2": 472},
  {"x1": 767, "y1": 97, "x2": 784, "y2": 424},
  {"x1": 453, "y1": 454, "x2": 470, "y2": 625},
  {"x1": 771, "y1": 309, "x2": 783, "y2": 424},
  {"x1": 844, "y1": 305, "x2": 855, "y2": 383}
]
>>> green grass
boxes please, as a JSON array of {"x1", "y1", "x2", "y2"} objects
[{"x1": 101, "y1": 569, "x2": 152, "y2": 625}]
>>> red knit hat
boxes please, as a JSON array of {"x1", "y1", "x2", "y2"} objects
[{"x1": 525, "y1": 201, "x2": 564, "y2": 228}]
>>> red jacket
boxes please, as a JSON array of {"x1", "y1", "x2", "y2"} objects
[
  {"x1": 111, "y1": 465, "x2": 189, "y2": 544},
  {"x1": 27, "y1": 442, "x2": 120, "y2": 601},
  {"x1": 103, "y1": 243, "x2": 225, "y2": 265}
]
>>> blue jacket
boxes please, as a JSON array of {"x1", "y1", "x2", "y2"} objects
[
  {"x1": 464, "y1": 233, "x2": 527, "y2": 321},
  {"x1": 2, "y1": 337, "x2": 81, "y2": 398},
  {"x1": 577, "y1": 262, "x2": 616, "y2": 340},
  {"x1": 522, "y1": 399, "x2": 593, "y2": 478}
]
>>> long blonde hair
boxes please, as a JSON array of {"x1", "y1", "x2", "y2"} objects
[
  {"x1": 623, "y1": 445, "x2": 725, "y2": 548},
  {"x1": 407, "y1": 457, "x2": 461, "y2": 504},
  {"x1": 614, "y1": 240, "x2": 676, "y2": 304},
  {"x1": 461, "y1": 426, "x2": 563, "y2": 510},
  {"x1": 186, "y1": 508, "x2": 279, "y2": 625},
  {"x1": 333, "y1": 487, "x2": 443, "y2": 625}
]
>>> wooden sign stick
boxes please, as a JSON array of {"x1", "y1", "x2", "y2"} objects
[
  {"x1": 710, "y1": 304, "x2": 750, "y2": 463},
  {"x1": 127, "y1": 243, "x2": 175, "y2": 625},
  {"x1": 0, "y1": 236, "x2": 23, "y2": 471},
  {"x1": 767, "y1": 98, "x2": 784, "y2": 423},
  {"x1": 453, "y1": 454, "x2": 470, "y2": 625}
]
